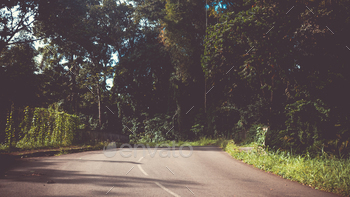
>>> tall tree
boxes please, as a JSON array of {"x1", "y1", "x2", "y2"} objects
[
  {"x1": 202, "y1": 0, "x2": 350, "y2": 152},
  {"x1": 0, "y1": 43, "x2": 39, "y2": 142},
  {"x1": 158, "y1": 0, "x2": 207, "y2": 139},
  {"x1": 34, "y1": 0, "x2": 135, "y2": 129}
]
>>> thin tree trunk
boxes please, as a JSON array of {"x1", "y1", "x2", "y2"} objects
[
  {"x1": 204, "y1": 78, "x2": 207, "y2": 113},
  {"x1": 90, "y1": 54, "x2": 102, "y2": 129},
  {"x1": 256, "y1": 63, "x2": 266, "y2": 98},
  {"x1": 268, "y1": 75, "x2": 275, "y2": 126},
  {"x1": 97, "y1": 82, "x2": 102, "y2": 128},
  {"x1": 75, "y1": 64, "x2": 80, "y2": 114},
  {"x1": 70, "y1": 54, "x2": 78, "y2": 114}
]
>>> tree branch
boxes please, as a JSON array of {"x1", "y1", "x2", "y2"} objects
[{"x1": 6, "y1": 37, "x2": 44, "y2": 45}]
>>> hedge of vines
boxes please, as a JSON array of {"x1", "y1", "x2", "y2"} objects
[{"x1": 5, "y1": 105, "x2": 81, "y2": 149}]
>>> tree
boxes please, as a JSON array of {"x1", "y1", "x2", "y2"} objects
[
  {"x1": 0, "y1": 43, "x2": 39, "y2": 142},
  {"x1": 34, "y1": 0, "x2": 135, "y2": 129},
  {"x1": 0, "y1": 0, "x2": 39, "y2": 52},
  {"x1": 157, "y1": 0, "x2": 208, "y2": 139},
  {"x1": 202, "y1": 0, "x2": 350, "y2": 153}
]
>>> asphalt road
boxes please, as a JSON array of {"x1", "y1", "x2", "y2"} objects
[{"x1": 0, "y1": 146, "x2": 339, "y2": 197}]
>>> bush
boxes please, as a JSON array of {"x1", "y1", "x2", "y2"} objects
[
  {"x1": 279, "y1": 99, "x2": 350, "y2": 157},
  {"x1": 190, "y1": 124, "x2": 204, "y2": 138},
  {"x1": 246, "y1": 124, "x2": 268, "y2": 146},
  {"x1": 128, "y1": 113, "x2": 176, "y2": 144}
]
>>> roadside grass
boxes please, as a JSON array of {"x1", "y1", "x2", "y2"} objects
[
  {"x1": 213, "y1": 139, "x2": 350, "y2": 197},
  {"x1": 136, "y1": 136, "x2": 219, "y2": 147}
]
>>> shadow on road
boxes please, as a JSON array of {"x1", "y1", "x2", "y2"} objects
[{"x1": 0, "y1": 154, "x2": 197, "y2": 196}]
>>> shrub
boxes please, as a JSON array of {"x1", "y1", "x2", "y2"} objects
[{"x1": 246, "y1": 124, "x2": 268, "y2": 146}]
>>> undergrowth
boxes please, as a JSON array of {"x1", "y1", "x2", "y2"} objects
[
  {"x1": 134, "y1": 136, "x2": 219, "y2": 147},
  {"x1": 215, "y1": 139, "x2": 350, "y2": 197}
]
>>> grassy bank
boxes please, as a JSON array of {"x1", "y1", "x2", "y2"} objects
[{"x1": 212, "y1": 139, "x2": 349, "y2": 197}]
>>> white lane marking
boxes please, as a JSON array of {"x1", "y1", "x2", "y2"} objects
[
  {"x1": 137, "y1": 157, "x2": 144, "y2": 162},
  {"x1": 137, "y1": 164, "x2": 148, "y2": 176},
  {"x1": 155, "y1": 182, "x2": 181, "y2": 197}
]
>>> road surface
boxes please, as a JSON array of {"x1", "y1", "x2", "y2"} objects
[{"x1": 0, "y1": 146, "x2": 338, "y2": 196}]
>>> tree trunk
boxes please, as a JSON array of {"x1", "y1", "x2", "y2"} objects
[
  {"x1": 70, "y1": 54, "x2": 78, "y2": 114},
  {"x1": 97, "y1": 82, "x2": 102, "y2": 128},
  {"x1": 175, "y1": 80, "x2": 185, "y2": 139},
  {"x1": 204, "y1": 78, "x2": 207, "y2": 113},
  {"x1": 268, "y1": 75, "x2": 275, "y2": 126},
  {"x1": 90, "y1": 54, "x2": 102, "y2": 129}
]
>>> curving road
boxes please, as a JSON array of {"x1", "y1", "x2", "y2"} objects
[{"x1": 0, "y1": 146, "x2": 338, "y2": 196}]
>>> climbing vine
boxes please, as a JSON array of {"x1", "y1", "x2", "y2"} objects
[
  {"x1": 5, "y1": 104, "x2": 15, "y2": 148},
  {"x1": 5, "y1": 104, "x2": 81, "y2": 149}
]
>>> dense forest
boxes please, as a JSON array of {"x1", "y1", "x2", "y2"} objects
[{"x1": 1, "y1": 0, "x2": 349, "y2": 157}]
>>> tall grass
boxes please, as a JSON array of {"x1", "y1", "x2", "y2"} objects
[
  {"x1": 215, "y1": 139, "x2": 350, "y2": 197},
  {"x1": 135, "y1": 136, "x2": 219, "y2": 147}
]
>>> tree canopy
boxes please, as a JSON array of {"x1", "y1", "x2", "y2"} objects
[{"x1": 1, "y1": 0, "x2": 350, "y2": 157}]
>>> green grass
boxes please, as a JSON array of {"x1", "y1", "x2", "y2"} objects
[
  {"x1": 213, "y1": 139, "x2": 350, "y2": 197},
  {"x1": 134, "y1": 137, "x2": 219, "y2": 147}
]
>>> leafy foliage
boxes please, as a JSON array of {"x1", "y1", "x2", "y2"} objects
[
  {"x1": 5, "y1": 104, "x2": 81, "y2": 149},
  {"x1": 246, "y1": 124, "x2": 268, "y2": 146},
  {"x1": 1, "y1": 0, "x2": 350, "y2": 162},
  {"x1": 201, "y1": 0, "x2": 350, "y2": 157}
]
